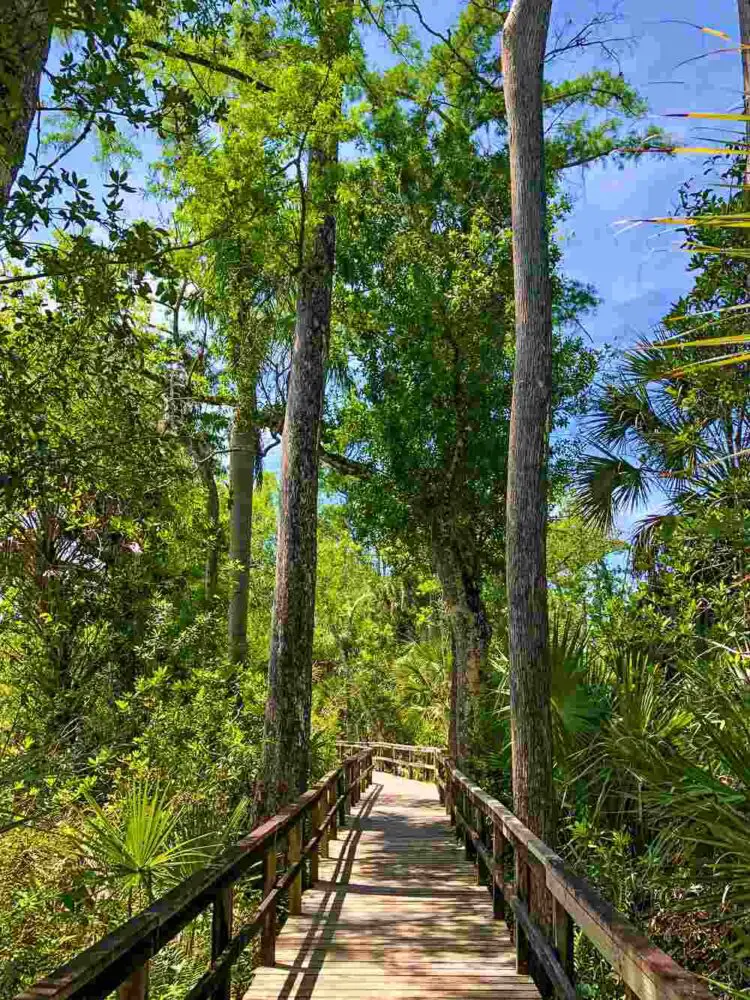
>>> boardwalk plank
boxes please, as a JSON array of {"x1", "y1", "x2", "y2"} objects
[{"x1": 244, "y1": 771, "x2": 540, "y2": 1000}]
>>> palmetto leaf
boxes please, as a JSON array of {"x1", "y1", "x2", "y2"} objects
[
  {"x1": 666, "y1": 111, "x2": 750, "y2": 121},
  {"x1": 76, "y1": 782, "x2": 218, "y2": 899},
  {"x1": 681, "y1": 244, "x2": 750, "y2": 258},
  {"x1": 631, "y1": 511, "x2": 680, "y2": 563},
  {"x1": 666, "y1": 350, "x2": 750, "y2": 376},
  {"x1": 572, "y1": 450, "x2": 653, "y2": 532},
  {"x1": 633, "y1": 213, "x2": 750, "y2": 226}
]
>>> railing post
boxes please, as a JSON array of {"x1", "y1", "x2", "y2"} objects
[
  {"x1": 118, "y1": 964, "x2": 148, "y2": 1000},
  {"x1": 475, "y1": 808, "x2": 485, "y2": 885},
  {"x1": 553, "y1": 895, "x2": 575, "y2": 986},
  {"x1": 464, "y1": 790, "x2": 476, "y2": 862},
  {"x1": 211, "y1": 885, "x2": 233, "y2": 1000},
  {"x1": 337, "y1": 772, "x2": 346, "y2": 828},
  {"x1": 288, "y1": 821, "x2": 302, "y2": 916},
  {"x1": 260, "y1": 845, "x2": 277, "y2": 967},
  {"x1": 311, "y1": 798, "x2": 321, "y2": 883},
  {"x1": 329, "y1": 780, "x2": 338, "y2": 840},
  {"x1": 492, "y1": 819, "x2": 506, "y2": 921},
  {"x1": 319, "y1": 791, "x2": 330, "y2": 858},
  {"x1": 529, "y1": 857, "x2": 554, "y2": 997},
  {"x1": 515, "y1": 843, "x2": 530, "y2": 976}
]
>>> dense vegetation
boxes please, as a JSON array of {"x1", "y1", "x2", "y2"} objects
[{"x1": 0, "y1": 1, "x2": 748, "y2": 998}]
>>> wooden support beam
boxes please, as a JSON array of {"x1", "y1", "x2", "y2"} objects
[
  {"x1": 510, "y1": 895, "x2": 576, "y2": 1000},
  {"x1": 553, "y1": 895, "x2": 575, "y2": 986},
  {"x1": 210, "y1": 886, "x2": 233, "y2": 1000},
  {"x1": 310, "y1": 801, "x2": 321, "y2": 883},
  {"x1": 118, "y1": 965, "x2": 148, "y2": 1000},
  {"x1": 337, "y1": 774, "x2": 346, "y2": 828},
  {"x1": 329, "y1": 782, "x2": 338, "y2": 840},
  {"x1": 516, "y1": 845, "x2": 530, "y2": 976},
  {"x1": 493, "y1": 820, "x2": 506, "y2": 922},
  {"x1": 288, "y1": 823, "x2": 302, "y2": 916},
  {"x1": 260, "y1": 848, "x2": 277, "y2": 967}
]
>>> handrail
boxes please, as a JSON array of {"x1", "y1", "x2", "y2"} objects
[
  {"x1": 336, "y1": 740, "x2": 438, "y2": 777},
  {"x1": 354, "y1": 740, "x2": 712, "y2": 1000},
  {"x1": 16, "y1": 748, "x2": 374, "y2": 1000}
]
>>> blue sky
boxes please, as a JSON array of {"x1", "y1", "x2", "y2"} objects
[
  {"x1": 363, "y1": 0, "x2": 744, "y2": 352},
  {"x1": 359, "y1": 0, "x2": 744, "y2": 532},
  {"x1": 550, "y1": 0, "x2": 742, "y2": 352}
]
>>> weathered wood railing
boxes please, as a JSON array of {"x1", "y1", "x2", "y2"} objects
[
  {"x1": 346, "y1": 741, "x2": 711, "y2": 1000},
  {"x1": 17, "y1": 748, "x2": 373, "y2": 1000},
  {"x1": 336, "y1": 740, "x2": 439, "y2": 781}
]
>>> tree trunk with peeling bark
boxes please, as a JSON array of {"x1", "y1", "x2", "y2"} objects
[
  {"x1": 0, "y1": 0, "x2": 51, "y2": 207},
  {"x1": 432, "y1": 535, "x2": 491, "y2": 765},
  {"x1": 502, "y1": 0, "x2": 555, "y2": 847},
  {"x1": 185, "y1": 434, "x2": 222, "y2": 602},
  {"x1": 260, "y1": 163, "x2": 335, "y2": 813},
  {"x1": 228, "y1": 417, "x2": 256, "y2": 665}
]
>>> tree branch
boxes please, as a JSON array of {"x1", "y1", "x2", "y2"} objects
[
  {"x1": 319, "y1": 446, "x2": 374, "y2": 478},
  {"x1": 142, "y1": 40, "x2": 273, "y2": 93}
]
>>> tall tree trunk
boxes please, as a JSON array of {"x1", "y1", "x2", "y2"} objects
[
  {"x1": 228, "y1": 415, "x2": 256, "y2": 664},
  {"x1": 260, "y1": 156, "x2": 335, "y2": 813},
  {"x1": 738, "y1": 1, "x2": 750, "y2": 187},
  {"x1": 0, "y1": 0, "x2": 51, "y2": 206},
  {"x1": 433, "y1": 537, "x2": 491, "y2": 765},
  {"x1": 502, "y1": 0, "x2": 555, "y2": 846},
  {"x1": 260, "y1": 2, "x2": 352, "y2": 817}
]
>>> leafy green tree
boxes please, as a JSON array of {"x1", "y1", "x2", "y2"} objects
[{"x1": 325, "y1": 59, "x2": 602, "y2": 765}]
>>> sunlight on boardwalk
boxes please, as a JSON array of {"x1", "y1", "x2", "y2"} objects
[{"x1": 244, "y1": 771, "x2": 540, "y2": 1000}]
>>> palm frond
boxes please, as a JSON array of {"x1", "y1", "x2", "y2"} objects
[
  {"x1": 74, "y1": 782, "x2": 218, "y2": 901},
  {"x1": 572, "y1": 450, "x2": 652, "y2": 531},
  {"x1": 631, "y1": 511, "x2": 680, "y2": 564}
]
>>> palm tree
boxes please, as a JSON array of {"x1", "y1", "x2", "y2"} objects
[{"x1": 573, "y1": 334, "x2": 750, "y2": 558}]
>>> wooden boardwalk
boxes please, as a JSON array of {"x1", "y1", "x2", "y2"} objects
[{"x1": 244, "y1": 770, "x2": 540, "y2": 1000}]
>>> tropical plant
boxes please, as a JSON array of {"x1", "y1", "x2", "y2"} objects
[
  {"x1": 573, "y1": 331, "x2": 750, "y2": 559},
  {"x1": 74, "y1": 783, "x2": 218, "y2": 912}
]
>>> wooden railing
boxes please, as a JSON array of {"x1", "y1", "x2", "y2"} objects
[
  {"x1": 17, "y1": 748, "x2": 374, "y2": 1000},
  {"x1": 351, "y1": 741, "x2": 711, "y2": 1000},
  {"x1": 336, "y1": 740, "x2": 438, "y2": 781}
]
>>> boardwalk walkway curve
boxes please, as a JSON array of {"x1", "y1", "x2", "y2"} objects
[{"x1": 17, "y1": 743, "x2": 713, "y2": 1000}]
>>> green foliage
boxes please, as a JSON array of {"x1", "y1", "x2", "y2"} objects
[{"x1": 74, "y1": 783, "x2": 218, "y2": 909}]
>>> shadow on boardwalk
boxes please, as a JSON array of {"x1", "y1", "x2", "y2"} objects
[{"x1": 244, "y1": 771, "x2": 539, "y2": 1000}]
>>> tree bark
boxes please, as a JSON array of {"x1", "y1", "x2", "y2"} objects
[
  {"x1": 0, "y1": 0, "x2": 51, "y2": 206},
  {"x1": 261, "y1": 172, "x2": 335, "y2": 812},
  {"x1": 228, "y1": 417, "x2": 256, "y2": 665},
  {"x1": 502, "y1": 0, "x2": 556, "y2": 846},
  {"x1": 432, "y1": 537, "x2": 491, "y2": 766}
]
